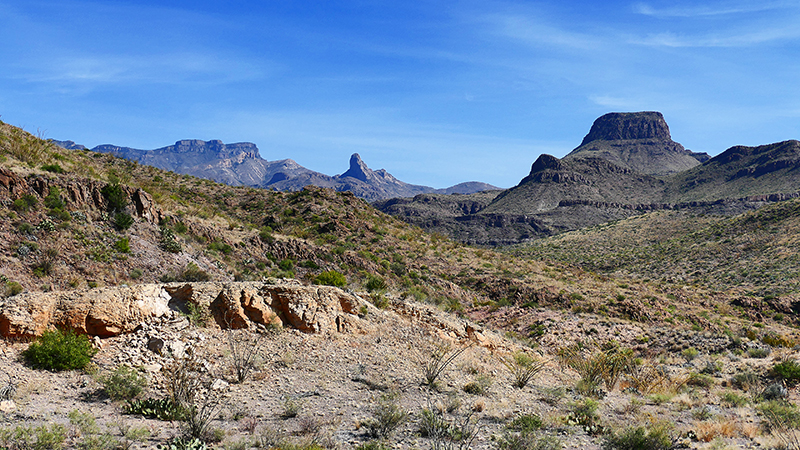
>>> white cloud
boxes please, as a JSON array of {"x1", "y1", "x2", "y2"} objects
[{"x1": 633, "y1": 1, "x2": 794, "y2": 18}]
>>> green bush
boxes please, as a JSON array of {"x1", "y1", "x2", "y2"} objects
[
  {"x1": 22, "y1": 328, "x2": 97, "y2": 371},
  {"x1": 12, "y1": 194, "x2": 38, "y2": 213},
  {"x1": 114, "y1": 238, "x2": 131, "y2": 253},
  {"x1": 601, "y1": 422, "x2": 674, "y2": 450},
  {"x1": 365, "y1": 275, "x2": 387, "y2": 292},
  {"x1": 362, "y1": 394, "x2": 408, "y2": 439},
  {"x1": 43, "y1": 187, "x2": 65, "y2": 210},
  {"x1": 315, "y1": 270, "x2": 347, "y2": 288},
  {"x1": 41, "y1": 163, "x2": 64, "y2": 174},
  {"x1": 207, "y1": 241, "x2": 233, "y2": 255},
  {"x1": 494, "y1": 432, "x2": 562, "y2": 450},
  {"x1": 507, "y1": 414, "x2": 543, "y2": 433},
  {"x1": 114, "y1": 212, "x2": 134, "y2": 230},
  {"x1": 0, "y1": 423, "x2": 67, "y2": 450},
  {"x1": 101, "y1": 183, "x2": 128, "y2": 212},
  {"x1": 100, "y1": 365, "x2": 147, "y2": 400},
  {"x1": 772, "y1": 360, "x2": 800, "y2": 385}
]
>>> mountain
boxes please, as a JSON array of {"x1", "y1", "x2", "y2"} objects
[
  {"x1": 264, "y1": 153, "x2": 438, "y2": 201},
  {"x1": 666, "y1": 140, "x2": 800, "y2": 202},
  {"x1": 62, "y1": 140, "x2": 497, "y2": 200},
  {"x1": 91, "y1": 139, "x2": 315, "y2": 187},
  {"x1": 565, "y1": 111, "x2": 710, "y2": 175},
  {"x1": 379, "y1": 111, "x2": 800, "y2": 245}
]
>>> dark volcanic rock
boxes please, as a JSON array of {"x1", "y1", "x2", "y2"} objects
[{"x1": 580, "y1": 111, "x2": 671, "y2": 145}]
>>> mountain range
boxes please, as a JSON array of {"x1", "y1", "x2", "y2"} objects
[
  {"x1": 51, "y1": 139, "x2": 498, "y2": 201},
  {"x1": 376, "y1": 111, "x2": 800, "y2": 245}
]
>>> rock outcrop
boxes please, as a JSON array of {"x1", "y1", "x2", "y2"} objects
[
  {"x1": 0, "y1": 282, "x2": 372, "y2": 339},
  {"x1": 580, "y1": 111, "x2": 672, "y2": 145}
]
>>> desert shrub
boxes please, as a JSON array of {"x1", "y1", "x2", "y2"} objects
[
  {"x1": 157, "y1": 436, "x2": 208, "y2": 450},
  {"x1": 773, "y1": 360, "x2": 800, "y2": 385},
  {"x1": 101, "y1": 183, "x2": 128, "y2": 212},
  {"x1": 278, "y1": 259, "x2": 295, "y2": 271},
  {"x1": 686, "y1": 372, "x2": 714, "y2": 388},
  {"x1": 418, "y1": 406, "x2": 478, "y2": 449},
  {"x1": 463, "y1": 374, "x2": 493, "y2": 395},
  {"x1": 369, "y1": 292, "x2": 389, "y2": 309},
  {"x1": 41, "y1": 163, "x2": 64, "y2": 173},
  {"x1": 315, "y1": 270, "x2": 347, "y2": 288},
  {"x1": 507, "y1": 414, "x2": 543, "y2": 433},
  {"x1": 162, "y1": 263, "x2": 210, "y2": 283},
  {"x1": 719, "y1": 391, "x2": 749, "y2": 407},
  {"x1": 22, "y1": 328, "x2": 97, "y2": 371},
  {"x1": 114, "y1": 238, "x2": 131, "y2": 253},
  {"x1": 625, "y1": 360, "x2": 687, "y2": 395},
  {"x1": 32, "y1": 247, "x2": 59, "y2": 277},
  {"x1": 365, "y1": 275, "x2": 387, "y2": 292},
  {"x1": 601, "y1": 422, "x2": 675, "y2": 450},
  {"x1": 681, "y1": 347, "x2": 699, "y2": 362},
  {"x1": 12, "y1": 194, "x2": 38, "y2": 213},
  {"x1": 43, "y1": 186, "x2": 65, "y2": 210},
  {"x1": 418, "y1": 342, "x2": 469, "y2": 388},
  {"x1": 494, "y1": 432, "x2": 562, "y2": 450},
  {"x1": 747, "y1": 347, "x2": 771, "y2": 359},
  {"x1": 114, "y1": 212, "x2": 134, "y2": 230},
  {"x1": 280, "y1": 398, "x2": 302, "y2": 419},
  {"x1": 362, "y1": 394, "x2": 408, "y2": 439},
  {"x1": 4, "y1": 281, "x2": 22, "y2": 297},
  {"x1": 167, "y1": 357, "x2": 221, "y2": 442},
  {"x1": 100, "y1": 365, "x2": 147, "y2": 400},
  {"x1": 500, "y1": 351, "x2": 546, "y2": 389},
  {"x1": 0, "y1": 423, "x2": 68, "y2": 450},
  {"x1": 730, "y1": 371, "x2": 761, "y2": 392},
  {"x1": 130, "y1": 268, "x2": 143, "y2": 279},
  {"x1": 356, "y1": 441, "x2": 391, "y2": 450},
  {"x1": 760, "y1": 383, "x2": 790, "y2": 401},
  {"x1": 758, "y1": 400, "x2": 800, "y2": 433},
  {"x1": 557, "y1": 343, "x2": 633, "y2": 394},
  {"x1": 207, "y1": 241, "x2": 233, "y2": 255}
]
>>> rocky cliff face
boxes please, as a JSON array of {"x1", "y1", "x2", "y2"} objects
[{"x1": 580, "y1": 111, "x2": 672, "y2": 145}]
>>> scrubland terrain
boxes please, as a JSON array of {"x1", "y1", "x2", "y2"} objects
[{"x1": 2, "y1": 121, "x2": 800, "y2": 449}]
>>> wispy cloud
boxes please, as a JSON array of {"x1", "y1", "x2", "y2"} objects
[
  {"x1": 637, "y1": 26, "x2": 800, "y2": 47},
  {"x1": 481, "y1": 12, "x2": 605, "y2": 51},
  {"x1": 634, "y1": 1, "x2": 793, "y2": 18},
  {"x1": 15, "y1": 52, "x2": 270, "y2": 87}
]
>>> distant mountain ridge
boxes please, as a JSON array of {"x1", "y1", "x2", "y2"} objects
[
  {"x1": 55, "y1": 139, "x2": 499, "y2": 201},
  {"x1": 378, "y1": 112, "x2": 800, "y2": 245}
]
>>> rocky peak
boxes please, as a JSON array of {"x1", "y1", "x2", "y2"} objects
[
  {"x1": 529, "y1": 154, "x2": 563, "y2": 174},
  {"x1": 340, "y1": 153, "x2": 372, "y2": 182},
  {"x1": 580, "y1": 111, "x2": 671, "y2": 145}
]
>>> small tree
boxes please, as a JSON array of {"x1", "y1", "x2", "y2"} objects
[{"x1": 23, "y1": 328, "x2": 97, "y2": 371}]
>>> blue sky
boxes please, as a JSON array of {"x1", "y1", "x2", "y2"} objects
[{"x1": 1, "y1": 1, "x2": 799, "y2": 188}]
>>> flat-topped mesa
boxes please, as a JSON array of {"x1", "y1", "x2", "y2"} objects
[
  {"x1": 580, "y1": 111, "x2": 671, "y2": 145},
  {"x1": 172, "y1": 139, "x2": 261, "y2": 159}
]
